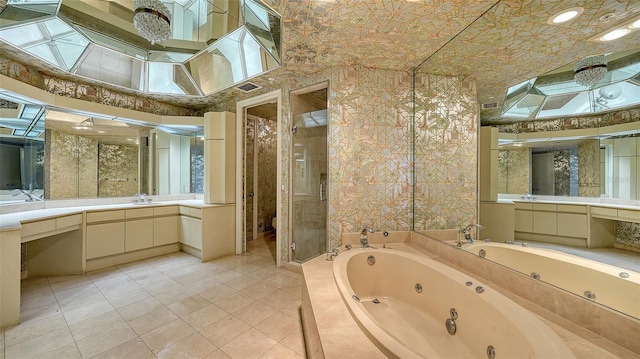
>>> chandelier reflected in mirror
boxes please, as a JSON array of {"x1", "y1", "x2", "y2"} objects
[
  {"x1": 133, "y1": 0, "x2": 172, "y2": 45},
  {"x1": 573, "y1": 55, "x2": 608, "y2": 87}
]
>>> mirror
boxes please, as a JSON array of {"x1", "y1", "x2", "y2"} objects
[
  {"x1": 411, "y1": 0, "x2": 640, "y2": 320},
  {"x1": 0, "y1": 98, "x2": 204, "y2": 204}
]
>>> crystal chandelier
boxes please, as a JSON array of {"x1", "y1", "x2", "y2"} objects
[
  {"x1": 574, "y1": 55, "x2": 607, "y2": 87},
  {"x1": 133, "y1": 0, "x2": 172, "y2": 45}
]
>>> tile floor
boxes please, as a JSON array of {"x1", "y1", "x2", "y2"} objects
[
  {"x1": 1, "y1": 233, "x2": 306, "y2": 359},
  {"x1": 524, "y1": 240, "x2": 640, "y2": 272}
]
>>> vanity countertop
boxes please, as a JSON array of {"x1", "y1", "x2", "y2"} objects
[
  {"x1": 0, "y1": 200, "x2": 232, "y2": 232},
  {"x1": 500, "y1": 197, "x2": 640, "y2": 210}
]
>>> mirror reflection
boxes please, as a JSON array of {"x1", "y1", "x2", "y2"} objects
[{"x1": 0, "y1": 99, "x2": 204, "y2": 204}]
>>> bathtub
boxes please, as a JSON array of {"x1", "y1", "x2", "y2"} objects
[
  {"x1": 333, "y1": 247, "x2": 574, "y2": 358},
  {"x1": 463, "y1": 242, "x2": 640, "y2": 319}
]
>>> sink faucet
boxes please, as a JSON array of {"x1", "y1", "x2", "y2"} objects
[
  {"x1": 135, "y1": 193, "x2": 148, "y2": 204},
  {"x1": 360, "y1": 227, "x2": 375, "y2": 248},
  {"x1": 460, "y1": 224, "x2": 484, "y2": 244}
]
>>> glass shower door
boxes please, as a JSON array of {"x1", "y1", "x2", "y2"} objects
[{"x1": 291, "y1": 107, "x2": 327, "y2": 262}]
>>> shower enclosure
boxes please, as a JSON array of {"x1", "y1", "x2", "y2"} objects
[{"x1": 290, "y1": 85, "x2": 328, "y2": 262}]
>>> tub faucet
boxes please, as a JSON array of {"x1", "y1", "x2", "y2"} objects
[
  {"x1": 460, "y1": 224, "x2": 484, "y2": 244},
  {"x1": 360, "y1": 227, "x2": 375, "y2": 248}
]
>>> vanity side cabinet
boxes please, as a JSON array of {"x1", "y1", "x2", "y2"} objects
[
  {"x1": 86, "y1": 210, "x2": 125, "y2": 259},
  {"x1": 179, "y1": 206, "x2": 203, "y2": 251},
  {"x1": 479, "y1": 127, "x2": 498, "y2": 201},
  {"x1": 514, "y1": 202, "x2": 533, "y2": 233},
  {"x1": 153, "y1": 206, "x2": 179, "y2": 246}
]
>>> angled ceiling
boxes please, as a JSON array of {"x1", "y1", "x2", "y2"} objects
[{"x1": 1, "y1": 0, "x2": 640, "y2": 125}]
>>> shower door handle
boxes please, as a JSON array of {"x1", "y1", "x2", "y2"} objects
[{"x1": 320, "y1": 182, "x2": 327, "y2": 201}]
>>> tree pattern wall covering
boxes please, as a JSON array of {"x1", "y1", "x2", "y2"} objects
[{"x1": 98, "y1": 143, "x2": 138, "y2": 197}]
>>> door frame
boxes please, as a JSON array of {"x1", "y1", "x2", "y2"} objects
[{"x1": 236, "y1": 90, "x2": 282, "y2": 266}]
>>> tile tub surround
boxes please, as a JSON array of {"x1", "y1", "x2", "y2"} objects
[
  {"x1": 1, "y1": 237, "x2": 305, "y2": 359},
  {"x1": 411, "y1": 231, "x2": 640, "y2": 356},
  {"x1": 302, "y1": 240, "x2": 640, "y2": 358}
]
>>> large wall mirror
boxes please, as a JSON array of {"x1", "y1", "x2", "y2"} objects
[
  {"x1": 0, "y1": 98, "x2": 204, "y2": 204},
  {"x1": 498, "y1": 126, "x2": 640, "y2": 200}
]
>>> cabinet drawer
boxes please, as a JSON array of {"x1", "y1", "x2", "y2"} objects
[
  {"x1": 514, "y1": 202, "x2": 533, "y2": 210},
  {"x1": 617, "y1": 209, "x2": 640, "y2": 222},
  {"x1": 591, "y1": 207, "x2": 617, "y2": 217},
  {"x1": 556, "y1": 204, "x2": 587, "y2": 214},
  {"x1": 154, "y1": 205, "x2": 179, "y2": 216},
  {"x1": 86, "y1": 222, "x2": 125, "y2": 259},
  {"x1": 533, "y1": 203, "x2": 556, "y2": 211},
  {"x1": 56, "y1": 214, "x2": 82, "y2": 229},
  {"x1": 180, "y1": 206, "x2": 202, "y2": 218},
  {"x1": 21, "y1": 219, "x2": 56, "y2": 238},
  {"x1": 86, "y1": 210, "x2": 125, "y2": 223},
  {"x1": 125, "y1": 207, "x2": 154, "y2": 219}
]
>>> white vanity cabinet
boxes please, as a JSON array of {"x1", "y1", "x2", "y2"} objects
[
  {"x1": 514, "y1": 202, "x2": 588, "y2": 246},
  {"x1": 86, "y1": 210, "x2": 126, "y2": 259},
  {"x1": 124, "y1": 208, "x2": 154, "y2": 252},
  {"x1": 179, "y1": 206, "x2": 203, "y2": 250},
  {"x1": 153, "y1": 206, "x2": 179, "y2": 246}
]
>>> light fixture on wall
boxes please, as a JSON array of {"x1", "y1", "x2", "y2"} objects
[
  {"x1": 574, "y1": 55, "x2": 607, "y2": 87},
  {"x1": 133, "y1": 0, "x2": 172, "y2": 45}
]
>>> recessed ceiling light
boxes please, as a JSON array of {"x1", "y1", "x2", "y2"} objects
[
  {"x1": 630, "y1": 19, "x2": 640, "y2": 29},
  {"x1": 601, "y1": 28, "x2": 630, "y2": 41},
  {"x1": 548, "y1": 7, "x2": 583, "y2": 25}
]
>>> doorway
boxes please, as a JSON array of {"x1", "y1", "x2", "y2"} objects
[
  {"x1": 236, "y1": 90, "x2": 282, "y2": 265},
  {"x1": 290, "y1": 84, "x2": 328, "y2": 262}
]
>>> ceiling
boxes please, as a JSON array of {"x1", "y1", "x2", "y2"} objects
[{"x1": 1, "y1": 0, "x2": 640, "y2": 125}]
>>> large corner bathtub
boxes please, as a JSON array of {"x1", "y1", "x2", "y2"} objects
[
  {"x1": 463, "y1": 242, "x2": 640, "y2": 319},
  {"x1": 333, "y1": 247, "x2": 574, "y2": 358}
]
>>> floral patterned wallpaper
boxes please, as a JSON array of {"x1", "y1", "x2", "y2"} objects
[
  {"x1": 498, "y1": 148, "x2": 530, "y2": 195},
  {"x1": 578, "y1": 140, "x2": 600, "y2": 197},
  {"x1": 257, "y1": 118, "x2": 278, "y2": 232}
]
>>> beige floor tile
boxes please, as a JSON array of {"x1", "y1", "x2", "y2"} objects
[
  {"x1": 18, "y1": 299, "x2": 60, "y2": 325},
  {"x1": 139, "y1": 277, "x2": 183, "y2": 296},
  {"x1": 167, "y1": 294, "x2": 212, "y2": 317},
  {"x1": 224, "y1": 275, "x2": 262, "y2": 291},
  {"x1": 63, "y1": 299, "x2": 114, "y2": 326},
  {"x1": 201, "y1": 315, "x2": 251, "y2": 348},
  {"x1": 182, "y1": 304, "x2": 229, "y2": 331},
  {"x1": 48, "y1": 275, "x2": 92, "y2": 293},
  {"x1": 203, "y1": 349, "x2": 232, "y2": 359},
  {"x1": 240, "y1": 282, "x2": 278, "y2": 300},
  {"x1": 186, "y1": 277, "x2": 224, "y2": 293},
  {"x1": 117, "y1": 296, "x2": 165, "y2": 321},
  {"x1": 75, "y1": 321, "x2": 137, "y2": 358},
  {"x1": 86, "y1": 266, "x2": 125, "y2": 282},
  {"x1": 259, "y1": 289, "x2": 298, "y2": 310},
  {"x1": 127, "y1": 307, "x2": 179, "y2": 335},
  {"x1": 231, "y1": 263, "x2": 263, "y2": 275},
  {"x1": 140, "y1": 319, "x2": 196, "y2": 354},
  {"x1": 210, "y1": 270, "x2": 243, "y2": 283},
  {"x1": 279, "y1": 327, "x2": 305, "y2": 356},
  {"x1": 279, "y1": 300, "x2": 302, "y2": 319},
  {"x1": 107, "y1": 288, "x2": 153, "y2": 309},
  {"x1": 156, "y1": 333, "x2": 217, "y2": 359},
  {"x1": 214, "y1": 292, "x2": 255, "y2": 313},
  {"x1": 91, "y1": 338, "x2": 153, "y2": 359},
  {"x1": 95, "y1": 278, "x2": 143, "y2": 298},
  {"x1": 5, "y1": 327, "x2": 74, "y2": 359},
  {"x1": 258, "y1": 343, "x2": 304, "y2": 359},
  {"x1": 170, "y1": 270, "x2": 209, "y2": 286},
  {"x1": 254, "y1": 311, "x2": 299, "y2": 342},
  {"x1": 68, "y1": 310, "x2": 127, "y2": 341},
  {"x1": 55, "y1": 286, "x2": 106, "y2": 312},
  {"x1": 196, "y1": 262, "x2": 230, "y2": 276},
  {"x1": 261, "y1": 274, "x2": 295, "y2": 289},
  {"x1": 220, "y1": 328, "x2": 277, "y2": 359},
  {"x1": 154, "y1": 285, "x2": 198, "y2": 306},
  {"x1": 34, "y1": 342, "x2": 81, "y2": 359},
  {"x1": 4, "y1": 313, "x2": 68, "y2": 347},
  {"x1": 199, "y1": 284, "x2": 238, "y2": 303},
  {"x1": 232, "y1": 301, "x2": 277, "y2": 327}
]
